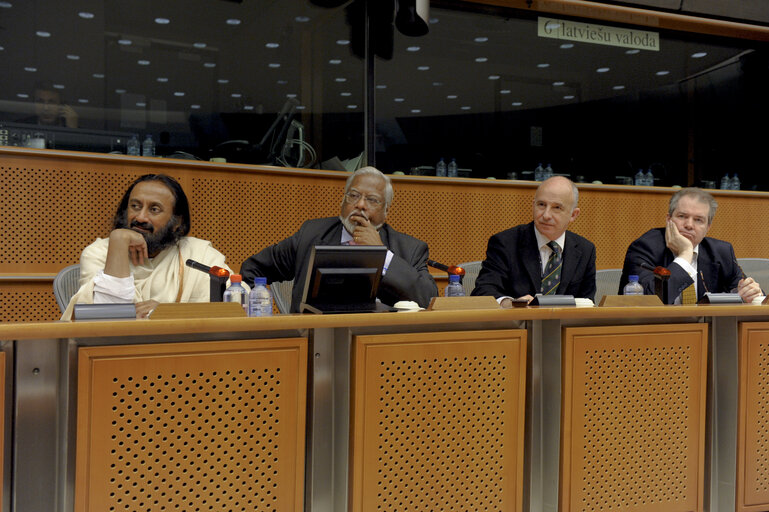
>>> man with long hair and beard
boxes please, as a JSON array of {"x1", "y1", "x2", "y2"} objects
[
  {"x1": 62, "y1": 174, "x2": 235, "y2": 319},
  {"x1": 241, "y1": 166, "x2": 437, "y2": 312}
]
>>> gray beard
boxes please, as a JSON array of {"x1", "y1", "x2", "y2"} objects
[{"x1": 339, "y1": 211, "x2": 384, "y2": 235}]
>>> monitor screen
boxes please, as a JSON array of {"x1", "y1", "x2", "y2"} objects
[{"x1": 299, "y1": 245, "x2": 387, "y2": 314}]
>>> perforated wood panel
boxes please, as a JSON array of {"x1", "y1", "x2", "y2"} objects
[
  {"x1": 561, "y1": 324, "x2": 708, "y2": 512},
  {"x1": 4, "y1": 148, "x2": 769, "y2": 322},
  {"x1": 0, "y1": 350, "x2": 5, "y2": 507},
  {"x1": 75, "y1": 337, "x2": 307, "y2": 512},
  {"x1": 0, "y1": 281, "x2": 58, "y2": 322},
  {"x1": 349, "y1": 329, "x2": 527, "y2": 512},
  {"x1": 737, "y1": 322, "x2": 769, "y2": 512}
]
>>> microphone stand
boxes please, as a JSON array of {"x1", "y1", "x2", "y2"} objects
[
  {"x1": 640, "y1": 263, "x2": 671, "y2": 303},
  {"x1": 186, "y1": 259, "x2": 229, "y2": 302}
]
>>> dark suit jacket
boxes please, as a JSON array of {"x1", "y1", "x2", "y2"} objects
[
  {"x1": 471, "y1": 222, "x2": 597, "y2": 301},
  {"x1": 240, "y1": 217, "x2": 437, "y2": 312},
  {"x1": 619, "y1": 227, "x2": 742, "y2": 303}
]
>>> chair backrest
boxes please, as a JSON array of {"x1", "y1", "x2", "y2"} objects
[
  {"x1": 595, "y1": 268, "x2": 623, "y2": 305},
  {"x1": 53, "y1": 264, "x2": 81, "y2": 313},
  {"x1": 457, "y1": 261, "x2": 483, "y2": 296},
  {"x1": 270, "y1": 279, "x2": 294, "y2": 314},
  {"x1": 737, "y1": 258, "x2": 769, "y2": 291}
]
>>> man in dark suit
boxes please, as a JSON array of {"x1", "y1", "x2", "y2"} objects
[
  {"x1": 472, "y1": 176, "x2": 596, "y2": 306},
  {"x1": 620, "y1": 187, "x2": 761, "y2": 303},
  {"x1": 240, "y1": 167, "x2": 437, "y2": 312}
]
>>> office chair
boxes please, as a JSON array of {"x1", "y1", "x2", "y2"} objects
[{"x1": 53, "y1": 264, "x2": 81, "y2": 313}]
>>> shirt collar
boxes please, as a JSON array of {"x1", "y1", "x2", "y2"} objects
[{"x1": 534, "y1": 227, "x2": 566, "y2": 253}]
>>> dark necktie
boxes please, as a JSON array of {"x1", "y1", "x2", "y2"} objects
[{"x1": 542, "y1": 241, "x2": 562, "y2": 295}]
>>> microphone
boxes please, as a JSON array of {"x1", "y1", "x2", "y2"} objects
[
  {"x1": 639, "y1": 262, "x2": 671, "y2": 277},
  {"x1": 428, "y1": 259, "x2": 466, "y2": 276},
  {"x1": 185, "y1": 259, "x2": 230, "y2": 279}
]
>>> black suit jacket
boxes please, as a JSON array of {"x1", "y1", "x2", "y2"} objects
[
  {"x1": 240, "y1": 217, "x2": 437, "y2": 312},
  {"x1": 471, "y1": 222, "x2": 597, "y2": 301},
  {"x1": 619, "y1": 227, "x2": 742, "y2": 304}
]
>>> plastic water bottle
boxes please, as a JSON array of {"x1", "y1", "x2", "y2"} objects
[
  {"x1": 534, "y1": 163, "x2": 545, "y2": 181},
  {"x1": 223, "y1": 274, "x2": 248, "y2": 313},
  {"x1": 634, "y1": 169, "x2": 645, "y2": 186},
  {"x1": 623, "y1": 275, "x2": 644, "y2": 295},
  {"x1": 435, "y1": 157, "x2": 446, "y2": 177},
  {"x1": 730, "y1": 173, "x2": 740, "y2": 190},
  {"x1": 127, "y1": 135, "x2": 140, "y2": 156},
  {"x1": 720, "y1": 173, "x2": 730, "y2": 190},
  {"x1": 248, "y1": 277, "x2": 273, "y2": 317},
  {"x1": 447, "y1": 158, "x2": 458, "y2": 178},
  {"x1": 444, "y1": 274, "x2": 465, "y2": 297},
  {"x1": 644, "y1": 168, "x2": 654, "y2": 186},
  {"x1": 544, "y1": 163, "x2": 553, "y2": 179},
  {"x1": 142, "y1": 134, "x2": 155, "y2": 157}
]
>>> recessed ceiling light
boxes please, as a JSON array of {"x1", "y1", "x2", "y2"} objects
[
  {"x1": 596, "y1": 67, "x2": 610, "y2": 73},
  {"x1": 190, "y1": 104, "x2": 201, "y2": 109},
  {"x1": 244, "y1": 105, "x2": 254, "y2": 110},
  {"x1": 136, "y1": 102, "x2": 146, "y2": 107},
  {"x1": 204, "y1": 62, "x2": 216, "y2": 68},
  {"x1": 17, "y1": 93, "x2": 29, "y2": 99},
  {"x1": 265, "y1": 42, "x2": 279, "y2": 49},
  {"x1": 656, "y1": 70, "x2": 670, "y2": 76},
  {"x1": 329, "y1": 59, "x2": 342, "y2": 65},
  {"x1": 92, "y1": 73, "x2": 104, "y2": 78},
  {"x1": 277, "y1": 80, "x2": 288, "y2": 85},
  {"x1": 296, "y1": 105, "x2": 306, "y2": 110},
  {"x1": 157, "y1": 77, "x2": 168, "y2": 82},
  {"x1": 347, "y1": 104, "x2": 357, "y2": 109},
  {"x1": 78, "y1": 98, "x2": 88, "y2": 104},
  {"x1": 376, "y1": 84, "x2": 387, "y2": 89},
  {"x1": 500, "y1": 89, "x2": 511, "y2": 94},
  {"x1": 432, "y1": 82, "x2": 443, "y2": 86},
  {"x1": 560, "y1": 43, "x2": 574, "y2": 49},
  {"x1": 612, "y1": 85, "x2": 626, "y2": 90},
  {"x1": 461, "y1": 106, "x2": 471, "y2": 110},
  {"x1": 36, "y1": 31, "x2": 51, "y2": 37},
  {"x1": 417, "y1": 65, "x2": 430, "y2": 71},
  {"x1": 155, "y1": 17, "x2": 170, "y2": 24},
  {"x1": 78, "y1": 12, "x2": 94, "y2": 19},
  {"x1": 336, "y1": 39, "x2": 350, "y2": 45},
  {"x1": 231, "y1": 93, "x2": 241, "y2": 98},
  {"x1": 552, "y1": 81, "x2": 564, "y2": 86},
  {"x1": 475, "y1": 57, "x2": 488, "y2": 63},
  {"x1": 53, "y1": 84, "x2": 65, "y2": 89},
  {"x1": 118, "y1": 39, "x2": 132, "y2": 45},
  {"x1": 226, "y1": 18, "x2": 241, "y2": 25},
  {"x1": 194, "y1": 42, "x2": 207, "y2": 49},
  {"x1": 287, "y1": 93, "x2": 297, "y2": 98},
  {"x1": 447, "y1": 95, "x2": 457, "y2": 99},
  {"x1": 24, "y1": 66, "x2": 37, "y2": 72},
  {"x1": 394, "y1": 98, "x2": 405, "y2": 102},
  {"x1": 563, "y1": 95, "x2": 575, "y2": 100},
  {"x1": 217, "y1": 79, "x2": 229, "y2": 84},
  {"x1": 340, "y1": 92, "x2": 352, "y2": 97},
  {"x1": 174, "y1": 92, "x2": 185, "y2": 96},
  {"x1": 512, "y1": 102, "x2": 523, "y2": 106},
  {"x1": 268, "y1": 63, "x2": 281, "y2": 68},
  {"x1": 474, "y1": 36, "x2": 488, "y2": 43},
  {"x1": 488, "y1": 75, "x2": 500, "y2": 80},
  {"x1": 407, "y1": 46, "x2": 420, "y2": 52},
  {"x1": 295, "y1": 16, "x2": 310, "y2": 22},
  {"x1": 0, "y1": 46, "x2": 4, "y2": 51},
  {"x1": 115, "y1": 88, "x2": 126, "y2": 94},
  {"x1": 66, "y1": 54, "x2": 80, "y2": 60},
  {"x1": 691, "y1": 52, "x2": 707, "y2": 58},
  {"x1": 537, "y1": 63, "x2": 550, "y2": 68},
  {"x1": 0, "y1": 2, "x2": 12, "y2": 7},
  {"x1": 429, "y1": 18, "x2": 439, "y2": 24},
  {"x1": 138, "y1": 60, "x2": 150, "y2": 65},
  {"x1": 626, "y1": 49, "x2": 640, "y2": 55},
  {"x1": 411, "y1": 109, "x2": 421, "y2": 113},
  {"x1": 335, "y1": 77, "x2": 347, "y2": 82}
]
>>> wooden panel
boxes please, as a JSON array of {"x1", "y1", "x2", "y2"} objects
[
  {"x1": 349, "y1": 329, "x2": 527, "y2": 512},
  {"x1": 737, "y1": 322, "x2": 769, "y2": 512},
  {"x1": 0, "y1": 350, "x2": 4, "y2": 508},
  {"x1": 561, "y1": 323, "x2": 708, "y2": 512},
  {"x1": 0, "y1": 280, "x2": 58, "y2": 322},
  {"x1": 3, "y1": 148, "x2": 769, "y2": 322},
  {"x1": 75, "y1": 337, "x2": 307, "y2": 512}
]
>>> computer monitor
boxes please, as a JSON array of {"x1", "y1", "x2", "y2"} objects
[{"x1": 299, "y1": 245, "x2": 387, "y2": 314}]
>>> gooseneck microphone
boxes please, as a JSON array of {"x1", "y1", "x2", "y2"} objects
[
  {"x1": 186, "y1": 259, "x2": 230, "y2": 279},
  {"x1": 427, "y1": 259, "x2": 466, "y2": 276},
  {"x1": 639, "y1": 262, "x2": 671, "y2": 277}
]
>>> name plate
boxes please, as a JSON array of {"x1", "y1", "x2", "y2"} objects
[
  {"x1": 529, "y1": 295, "x2": 575, "y2": 307},
  {"x1": 698, "y1": 293, "x2": 743, "y2": 304}
]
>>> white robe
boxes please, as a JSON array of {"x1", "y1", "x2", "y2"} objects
[{"x1": 61, "y1": 237, "x2": 232, "y2": 320}]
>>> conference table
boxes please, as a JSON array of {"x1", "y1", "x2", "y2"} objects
[{"x1": 0, "y1": 303, "x2": 767, "y2": 512}]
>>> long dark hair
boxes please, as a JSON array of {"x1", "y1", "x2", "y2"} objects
[{"x1": 113, "y1": 174, "x2": 191, "y2": 237}]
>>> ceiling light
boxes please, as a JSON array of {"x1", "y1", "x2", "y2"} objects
[
  {"x1": 193, "y1": 42, "x2": 207, "y2": 49},
  {"x1": 0, "y1": 46, "x2": 4, "y2": 51},
  {"x1": 136, "y1": 102, "x2": 147, "y2": 107},
  {"x1": 488, "y1": 75, "x2": 500, "y2": 80},
  {"x1": 53, "y1": 84, "x2": 64, "y2": 89},
  {"x1": 36, "y1": 31, "x2": 51, "y2": 37},
  {"x1": 24, "y1": 66, "x2": 37, "y2": 72},
  {"x1": 17, "y1": 93, "x2": 29, "y2": 99},
  {"x1": 226, "y1": 18, "x2": 241, "y2": 25},
  {"x1": 475, "y1": 57, "x2": 488, "y2": 63},
  {"x1": 407, "y1": 46, "x2": 420, "y2": 52},
  {"x1": 596, "y1": 67, "x2": 610, "y2": 73},
  {"x1": 347, "y1": 104, "x2": 357, "y2": 109},
  {"x1": 92, "y1": 73, "x2": 104, "y2": 78},
  {"x1": 78, "y1": 99, "x2": 88, "y2": 104},
  {"x1": 335, "y1": 77, "x2": 347, "y2": 82},
  {"x1": 394, "y1": 98, "x2": 405, "y2": 102},
  {"x1": 268, "y1": 63, "x2": 281, "y2": 68},
  {"x1": 552, "y1": 81, "x2": 564, "y2": 86},
  {"x1": 341, "y1": 92, "x2": 352, "y2": 96},
  {"x1": 155, "y1": 17, "x2": 170, "y2": 24},
  {"x1": 329, "y1": 59, "x2": 342, "y2": 64},
  {"x1": 656, "y1": 70, "x2": 670, "y2": 76},
  {"x1": 376, "y1": 84, "x2": 387, "y2": 89},
  {"x1": 295, "y1": 16, "x2": 310, "y2": 22},
  {"x1": 231, "y1": 93, "x2": 241, "y2": 98},
  {"x1": 411, "y1": 109, "x2": 421, "y2": 113},
  {"x1": 277, "y1": 80, "x2": 288, "y2": 85},
  {"x1": 500, "y1": 89, "x2": 511, "y2": 94},
  {"x1": 287, "y1": 93, "x2": 297, "y2": 98},
  {"x1": 244, "y1": 105, "x2": 254, "y2": 110},
  {"x1": 691, "y1": 52, "x2": 707, "y2": 58},
  {"x1": 0, "y1": 2, "x2": 12, "y2": 7},
  {"x1": 461, "y1": 106, "x2": 471, "y2": 110},
  {"x1": 217, "y1": 79, "x2": 229, "y2": 84},
  {"x1": 336, "y1": 39, "x2": 350, "y2": 45},
  {"x1": 174, "y1": 92, "x2": 185, "y2": 96},
  {"x1": 296, "y1": 105, "x2": 306, "y2": 110},
  {"x1": 157, "y1": 77, "x2": 168, "y2": 82},
  {"x1": 560, "y1": 43, "x2": 574, "y2": 49},
  {"x1": 474, "y1": 37, "x2": 488, "y2": 43},
  {"x1": 447, "y1": 95, "x2": 457, "y2": 99},
  {"x1": 118, "y1": 39, "x2": 132, "y2": 45},
  {"x1": 78, "y1": 12, "x2": 94, "y2": 19},
  {"x1": 429, "y1": 18, "x2": 439, "y2": 24},
  {"x1": 265, "y1": 43, "x2": 279, "y2": 49},
  {"x1": 537, "y1": 63, "x2": 550, "y2": 68},
  {"x1": 115, "y1": 89, "x2": 126, "y2": 94},
  {"x1": 626, "y1": 49, "x2": 640, "y2": 55},
  {"x1": 417, "y1": 66, "x2": 430, "y2": 71},
  {"x1": 563, "y1": 95, "x2": 575, "y2": 100},
  {"x1": 191, "y1": 104, "x2": 201, "y2": 109},
  {"x1": 613, "y1": 85, "x2": 626, "y2": 90},
  {"x1": 203, "y1": 62, "x2": 216, "y2": 68},
  {"x1": 66, "y1": 54, "x2": 80, "y2": 60},
  {"x1": 138, "y1": 60, "x2": 150, "y2": 65},
  {"x1": 512, "y1": 102, "x2": 522, "y2": 106}
]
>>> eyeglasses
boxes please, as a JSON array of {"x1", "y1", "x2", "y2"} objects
[{"x1": 344, "y1": 190, "x2": 384, "y2": 208}]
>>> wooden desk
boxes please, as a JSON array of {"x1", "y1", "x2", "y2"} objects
[{"x1": 1, "y1": 305, "x2": 769, "y2": 512}]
